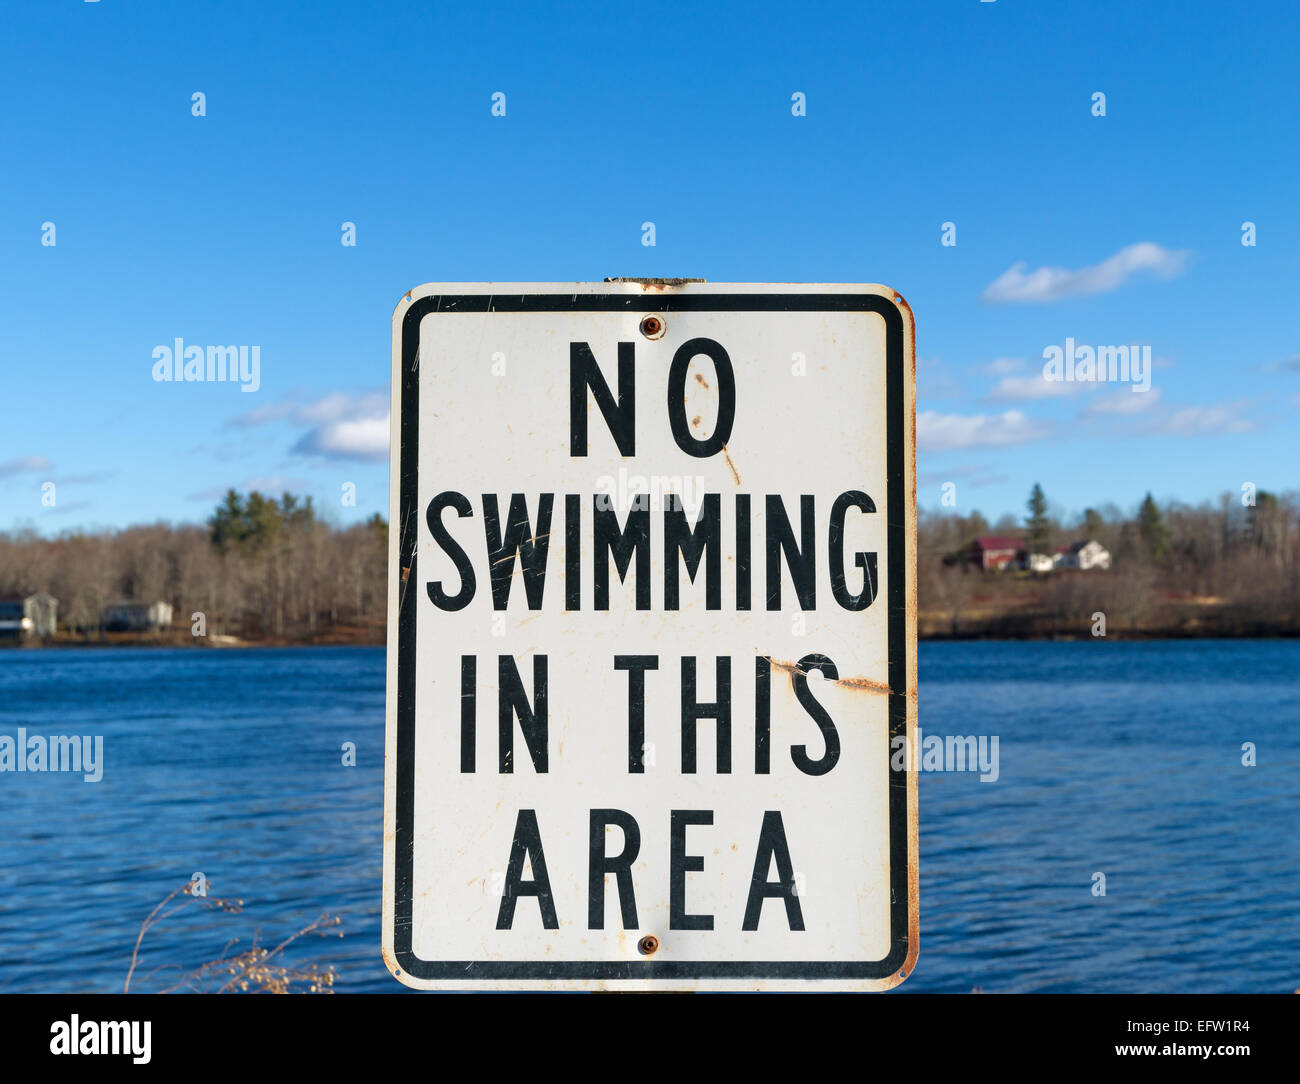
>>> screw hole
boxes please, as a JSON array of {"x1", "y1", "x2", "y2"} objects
[
  {"x1": 639, "y1": 314, "x2": 666, "y2": 339},
  {"x1": 637, "y1": 934, "x2": 659, "y2": 956}
]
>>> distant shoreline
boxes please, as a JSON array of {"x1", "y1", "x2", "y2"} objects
[
  {"x1": 1, "y1": 630, "x2": 384, "y2": 650},
  {"x1": 4, "y1": 626, "x2": 1297, "y2": 650}
]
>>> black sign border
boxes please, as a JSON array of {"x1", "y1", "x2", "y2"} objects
[{"x1": 391, "y1": 289, "x2": 912, "y2": 982}]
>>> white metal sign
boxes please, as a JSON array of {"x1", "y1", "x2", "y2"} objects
[{"x1": 383, "y1": 281, "x2": 917, "y2": 990}]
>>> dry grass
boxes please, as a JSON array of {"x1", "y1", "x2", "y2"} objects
[{"x1": 125, "y1": 880, "x2": 342, "y2": 994}]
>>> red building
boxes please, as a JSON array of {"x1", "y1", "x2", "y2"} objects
[{"x1": 971, "y1": 536, "x2": 1023, "y2": 571}]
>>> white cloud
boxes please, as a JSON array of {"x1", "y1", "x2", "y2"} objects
[
  {"x1": 0, "y1": 455, "x2": 53, "y2": 477},
  {"x1": 228, "y1": 389, "x2": 388, "y2": 429},
  {"x1": 226, "y1": 401, "x2": 297, "y2": 428},
  {"x1": 225, "y1": 388, "x2": 391, "y2": 463},
  {"x1": 293, "y1": 415, "x2": 390, "y2": 461},
  {"x1": 981, "y1": 242, "x2": 1190, "y2": 304},
  {"x1": 983, "y1": 357, "x2": 1024, "y2": 376},
  {"x1": 1146, "y1": 400, "x2": 1256, "y2": 436},
  {"x1": 987, "y1": 373, "x2": 1087, "y2": 400},
  {"x1": 980, "y1": 357, "x2": 1092, "y2": 401},
  {"x1": 293, "y1": 392, "x2": 388, "y2": 425},
  {"x1": 918, "y1": 409, "x2": 1049, "y2": 452},
  {"x1": 1085, "y1": 387, "x2": 1164, "y2": 415}
]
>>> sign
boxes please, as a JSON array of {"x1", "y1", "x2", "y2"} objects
[{"x1": 383, "y1": 282, "x2": 917, "y2": 990}]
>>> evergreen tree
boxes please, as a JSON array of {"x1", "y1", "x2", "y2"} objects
[
  {"x1": 1025, "y1": 483, "x2": 1050, "y2": 553},
  {"x1": 1247, "y1": 490, "x2": 1280, "y2": 551},
  {"x1": 1137, "y1": 492, "x2": 1170, "y2": 560}
]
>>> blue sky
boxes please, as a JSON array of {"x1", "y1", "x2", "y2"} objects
[{"x1": 2, "y1": 0, "x2": 1297, "y2": 535}]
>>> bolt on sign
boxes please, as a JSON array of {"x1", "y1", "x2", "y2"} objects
[{"x1": 383, "y1": 281, "x2": 918, "y2": 990}]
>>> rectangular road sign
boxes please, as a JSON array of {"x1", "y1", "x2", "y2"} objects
[{"x1": 383, "y1": 281, "x2": 917, "y2": 990}]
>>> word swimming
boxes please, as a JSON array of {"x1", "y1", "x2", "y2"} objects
[
  {"x1": 426, "y1": 489, "x2": 880, "y2": 612},
  {"x1": 151, "y1": 337, "x2": 261, "y2": 392}
]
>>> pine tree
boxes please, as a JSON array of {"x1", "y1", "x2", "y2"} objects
[
  {"x1": 1137, "y1": 492, "x2": 1170, "y2": 560},
  {"x1": 1025, "y1": 483, "x2": 1050, "y2": 553}
]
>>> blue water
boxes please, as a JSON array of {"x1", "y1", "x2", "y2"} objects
[{"x1": 0, "y1": 642, "x2": 1295, "y2": 993}]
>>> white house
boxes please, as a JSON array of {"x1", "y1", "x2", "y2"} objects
[
  {"x1": 1023, "y1": 553, "x2": 1055, "y2": 573},
  {"x1": 1053, "y1": 539, "x2": 1111, "y2": 571}
]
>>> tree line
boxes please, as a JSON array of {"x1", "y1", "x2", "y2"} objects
[
  {"x1": 919, "y1": 485, "x2": 1300, "y2": 636},
  {"x1": 0, "y1": 490, "x2": 387, "y2": 642},
  {"x1": 2, "y1": 484, "x2": 1296, "y2": 642}
]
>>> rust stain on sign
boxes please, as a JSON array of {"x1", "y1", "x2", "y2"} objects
[
  {"x1": 604, "y1": 277, "x2": 707, "y2": 289},
  {"x1": 491, "y1": 533, "x2": 550, "y2": 568},
  {"x1": 721, "y1": 445, "x2": 741, "y2": 486},
  {"x1": 768, "y1": 656, "x2": 912, "y2": 699}
]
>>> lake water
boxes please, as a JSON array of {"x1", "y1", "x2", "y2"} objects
[{"x1": 0, "y1": 642, "x2": 1295, "y2": 993}]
